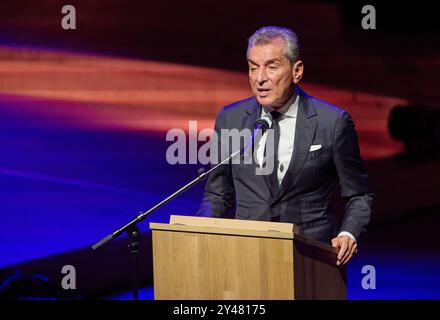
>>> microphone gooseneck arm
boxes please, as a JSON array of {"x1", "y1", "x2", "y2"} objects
[
  {"x1": 90, "y1": 117, "x2": 270, "y2": 300},
  {"x1": 91, "y1": 148, "x2": 240, "y2": 250},
  {"x1": 91, "y1": 116, "x2": 270, "y2": 251}
]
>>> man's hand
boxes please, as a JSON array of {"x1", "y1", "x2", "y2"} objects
[{"x1": 331, "y1": 236, "x2": 357, "y2": 266}]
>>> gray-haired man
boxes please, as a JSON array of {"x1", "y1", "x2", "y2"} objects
[{"x1": 198, "y1": 26, "x2": 374, "y2": 266}]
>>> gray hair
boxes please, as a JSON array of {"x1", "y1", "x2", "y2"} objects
[{"x1": 247, "y1": 26, "x2": 301, "y2": 63}]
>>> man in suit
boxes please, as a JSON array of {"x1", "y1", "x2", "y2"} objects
[{"x1": 197, "y1": 26, "x2": 374, "y2": 266}]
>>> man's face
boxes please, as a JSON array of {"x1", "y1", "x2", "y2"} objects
[{"x1": 248, "y1": 39, "x2": 301, "y2": 109}]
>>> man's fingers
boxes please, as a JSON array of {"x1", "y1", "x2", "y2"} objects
[
  {"x1": 337, "y1": 240, "x2": 349, "y2": 263},
  {"x1": 332, "y1": 236, "x2": 358, "y2": 266},
  {"x1": 341, "y1": 252, "x2": 353, "y2": 266},
  {"x1": 331, "y1": 238, "x2": 341, "y2": 249},
  {"x1": 350, "y1": 243, "x2": 358, "y2": 256},
  {"x1": 341, "y1": 242, "x2": 357, "y2": 266}
]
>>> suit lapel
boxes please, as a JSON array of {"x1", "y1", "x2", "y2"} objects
[
  {"x1": 272, "y1": 88, "x2": 317, "y2": 203},
  {"x1": 240, "y1": 99, "x2": 272, "y2": 199}
]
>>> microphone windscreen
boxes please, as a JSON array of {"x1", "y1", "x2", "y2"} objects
[{"x1": 254, "y1": 117, "x2": 270, "y2": 132}]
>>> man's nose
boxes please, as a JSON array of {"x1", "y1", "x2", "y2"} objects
[{"x1": 256, "y1": 68, "x2": 268, "y2": 84}]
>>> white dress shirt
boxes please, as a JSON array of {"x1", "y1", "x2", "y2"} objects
[{"x1": 256, "y1": 93, "x2": 298, "y2": 184}]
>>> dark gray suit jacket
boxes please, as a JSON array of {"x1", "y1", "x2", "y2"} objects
[{"x1": 197, "y1": 87, "x2": 374, "y2": 243}]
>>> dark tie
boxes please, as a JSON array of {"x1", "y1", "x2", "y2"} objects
[{"x1": 267, "y1": 111, "x2": 282, "y2": 194}]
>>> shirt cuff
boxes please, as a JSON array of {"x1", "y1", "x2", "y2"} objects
[{"x1": 337, "y1": 231, "x2": 356, "y2": 242}]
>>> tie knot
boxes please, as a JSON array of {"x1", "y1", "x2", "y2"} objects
[{"x1": 270, "y1": 111, "x2": 282, "y2": 122}]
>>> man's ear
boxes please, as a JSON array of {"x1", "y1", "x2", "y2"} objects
[{"x1": 292, "y1": 60, "x2": 304, "y2": 84}]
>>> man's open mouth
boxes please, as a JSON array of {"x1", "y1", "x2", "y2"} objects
[{"x1": 257, "y1": 88, "x2": 271, "y2": 97}]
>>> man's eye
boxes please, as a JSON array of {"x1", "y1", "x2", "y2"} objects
[
  {"x1": 268, "y1": 65, "x2": 278, "y2": 70},
  {"x1": 249, "y1": 67, "x2": 257, "y2": 72}
]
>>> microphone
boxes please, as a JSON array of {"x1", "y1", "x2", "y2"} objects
[
  {"x1": 254, "y1": 117, "x2": 270, "y2": 133},
  {"x1": 242, "y1": 117, "x2": 270, "y2": 156}
]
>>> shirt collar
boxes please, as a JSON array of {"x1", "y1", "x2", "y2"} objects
[{"x1": 261, "y1": 89, "x2": 299, "y2": 119}]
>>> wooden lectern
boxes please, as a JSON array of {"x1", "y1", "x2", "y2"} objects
[{"x1": 150, "y1": 215, "x2": 346, "y2": 300}]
